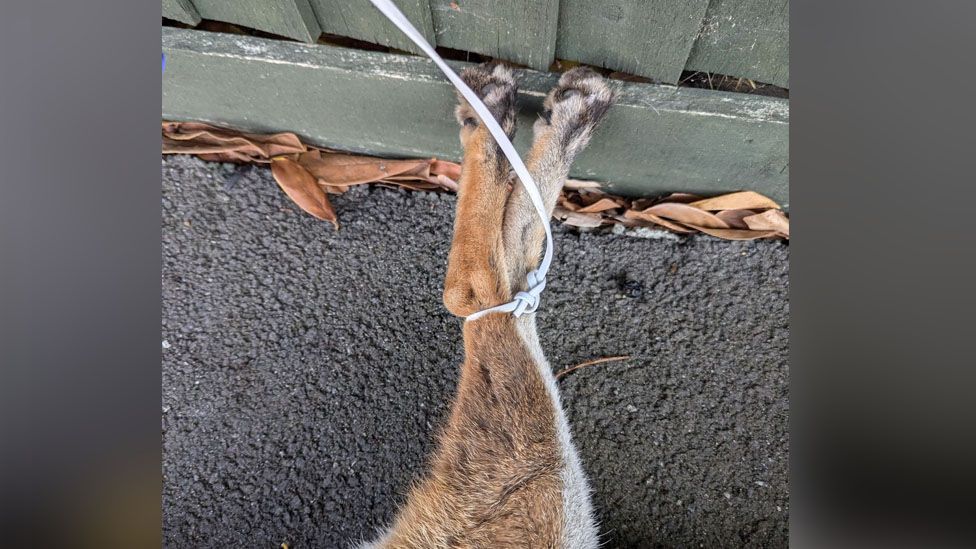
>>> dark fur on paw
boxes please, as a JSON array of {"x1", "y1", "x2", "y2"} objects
[
  {"x1": 455, "y1": 62, "x2": 518, "y2": 139},
  {"x1": 537, "y1": 66, "x2": 615, "y2": 155}
]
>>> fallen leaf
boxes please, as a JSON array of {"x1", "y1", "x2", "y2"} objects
[
  {"x1": 657, "y1": 192, "x2": 703, "y2": 204},
  {"x1": 379, "y1": 179, "x2": 441, "y2": 192},
  {"x1": 322, "y1": 184, "x2": 349, "y2": 195},
  {"x1": 554, "y1": 207, "x2": 604, "y2": 228},
  {"x1": 196, "y1": 151, "x2": 256, "y2": 163},
  {"x1": 298, "y1": 152, "x2": 431, "y2": 186},
  {"x1": 631, "y1": 198, "x2": 655, "y2": 210},
  {"x1": 623, "y1": 210, "x2": 694, "y2": 233},
  {"x1": 715, "y1": 209, "x2": 759, "y2": 229},
  {"x1": 432, "y1": 174, "x2": 459, "y2": 192},
  {"x1": 577, "y1": 197, "x2": 624, "y2": 214},
  {"x1": 643, "y1": 202, "x2": 730, "y2": 229},
  {"x1": 564, "y1": 179, "x2": 603, "y2": 191},
  {"x1": 270, "y1": 157, "x2": 338, "y2": 228},
  {"x1": 686, "y1": 225, "x2": 779, "y2": 240},
  {"x1": 610, "y1": 214, "x2": 641, "y2": 228},
  {"x1": 162, "y1": 122, "x2": 305, "y2": 160},
  {"x1": 557, "y1": 194, "x2": 582, "y2": 212},
  {"x1": 430, "y1": 159, "x2": 461, "y2": 181},
  {"x1": 743, "y1": 209, "x2": 789, "y2": 237},
  {"x1": 162, "y1": 121, "x2": 789, "y2": 241},
  {"x1": 689, "y1": 191, "x2": 781, "y2": 211}
]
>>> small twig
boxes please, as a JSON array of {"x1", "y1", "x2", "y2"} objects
[
  {"x1": 555, "y1": 355, "x2": 631, "y2": 380},
  {"x1": 678, "y1": 71, "x2": 700, "y2": 86}
]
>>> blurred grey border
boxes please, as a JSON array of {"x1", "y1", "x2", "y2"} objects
[
  {"x1": 791, "y1": 0, "x2": 976, "y2": 545},
  {"x1": 2, "y1": 1, "x2": 976, "y2": 546},
  {"x1": 0, "y1": 2, "x2": 162, "y2": 546}
]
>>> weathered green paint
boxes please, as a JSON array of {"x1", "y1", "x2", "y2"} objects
[
  {"x1": 685, "y1": 0, "x2": 789, "y2": 87},
  {"x1": 428, "y1": 0, "x2": 559, "y2": 71},
  {"x1": 162, "y1": 28, "x2": 788, "y2": 206},
  {"x1": 309, "y1": 0, "x2": 435, "y2": 55},
  {"x1": 555, "y1": 0, "x2": 710, "y2": 84},
  {"x1": 190, "y1": 0, "x2": 322, "y2": 43},
  {"x1": 162, "y1": 0, "x2": 201, "y2": 26}
]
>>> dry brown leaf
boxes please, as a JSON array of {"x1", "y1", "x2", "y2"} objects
[
  {"x1": 686, "y1": 225, "x2": 779, "y2": 240},
  {"x1": 631, "y1": 198, "x2": 655, "y2": 210},
  {"x1": 610, "y1": 214, "x2": 641, "y2": 228},
  {"x1": 163, "y1": 121, "x2": 789, "y2": 241},
  {"x1": 643, "y1": 202, "x2": 730, "y2": 229},
  {"x1": 623, "y1": 210, "x2": 694, "y2": 233},
  {"x1": 557, "y1": 194, "x2": 582, "y2": 212},
  {"x1": 560, "y1": 191, "x2": 624, "y2": 214},
  {"x1": 430, "y1": 160, "x2": 461, "y2": 181},
  {"x1": 322, "y1": 184, "x2": 349, "y2": 195},
  {"x1": 382, "y1": 174, "x2": 430, "y2": 182},
  {"x1": 564, "y1": 179, "x2": 603, "y2": 191},
  {"x1": 196, "y1": 151, "x2": 257, "y2": 163},
  {"x1": 162, "y1": 122, "x2": 305, "y2": 160},
  {"x1": 554, "y1": 207, "x2": 605, "y2": 228},
  {"x1": 432, "y1": 174, "x2": 459, "y2": 192},
  {"x1": 576, "y1": 191, "x2": 604, "y2": 205},
  {"x1": 576, "y1": 197, "x2": 624, "y2": 214},
  {"x1": 270, "y1": 157, "x2": 338, "y2": 228},
  {"x1": 379, "y1": 179, "x2": 441, "y2": 192},
  {"x1": 743, "y1": 209, "x2": 790, "y2": 237},
  {"x1": 715, "y1": 209, "x2": 759, "y2": 229},
  {"x1": 689, "y1": 191, "x2": 781, "y2": 211},
  {"x1": 298, "y1": 152, "x2": 431, "y2": 186},
  {"x1": 657, "y1": 192, "x2": 703, "y2": 204}
]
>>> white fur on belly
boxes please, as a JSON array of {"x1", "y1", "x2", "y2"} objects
[{"x1": 517, "y1": 316, "x2": 599, "y2": 549}]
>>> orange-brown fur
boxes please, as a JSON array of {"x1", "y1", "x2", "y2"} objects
[
  {"x1": 442, "y1": 130, "x2": 512, "y2": 318},
  {"x1": 379, "y1": 315, "x2": 563, "y2": 548},
  {"x1": 368, "y1": 63, "x2": 613, "y2": 549}
]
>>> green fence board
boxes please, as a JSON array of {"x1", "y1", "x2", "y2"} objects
[
  {"x1": 685, "y1": 0, "x2": 789, "y2": 87},
  {"x1": 555, "y1": 0, "x2": 710, "y2": 84},
  {"x1": 162, "y1": 29, "x2": 789, "y2": 206},
  {"x1": 309, "y1": 0, "x2": 434, "y2": 55},
  {"x1": 191, "y1": 0, "x2": 322, "y2": 43},
  {"x1": 428, "y1": 0, "x2": 559, "y2": 71},
  {"x1": 162, "y1": 0, "x2": 201, "y2": 25}
]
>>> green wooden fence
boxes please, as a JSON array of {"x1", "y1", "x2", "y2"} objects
[
  {"x1": 162, "y1": 2, "x2": 789, "y2": 203},
  {"x1": 163, "y1": 0, "x2": 789, "y2": 86}
]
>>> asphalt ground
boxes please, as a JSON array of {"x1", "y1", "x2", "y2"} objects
[{"x1": 162, "y1": 155, "x2": 789, "y2": 548}]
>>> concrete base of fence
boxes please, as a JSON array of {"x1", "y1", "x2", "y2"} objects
[{"x1": 162, "y1": 28, "x2": 789, "y2": 206}]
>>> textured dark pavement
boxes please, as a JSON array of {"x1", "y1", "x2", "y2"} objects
[{"x1": 162, "y1": 155, "x2": 789, "y2": 548}]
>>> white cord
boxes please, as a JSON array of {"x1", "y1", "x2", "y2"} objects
[{"x1": 368, "y1": 0, "x2": 554, "y2": 322}]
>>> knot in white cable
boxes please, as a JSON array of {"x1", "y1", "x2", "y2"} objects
[
  {"x1": 466, "y1": 270, "x2": 546, "y2": 322},
  {"x1": 514, "y1": 269, "x2": 546, "y2": 314}
]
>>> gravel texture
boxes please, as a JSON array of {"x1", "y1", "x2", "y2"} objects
[{"x1": 162, "y1": 155, "x2": 789, "y2": 548}]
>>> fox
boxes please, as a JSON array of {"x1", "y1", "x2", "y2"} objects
[{"x1": 362, "y1": 62, "x2": 614, "y2": 548}]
